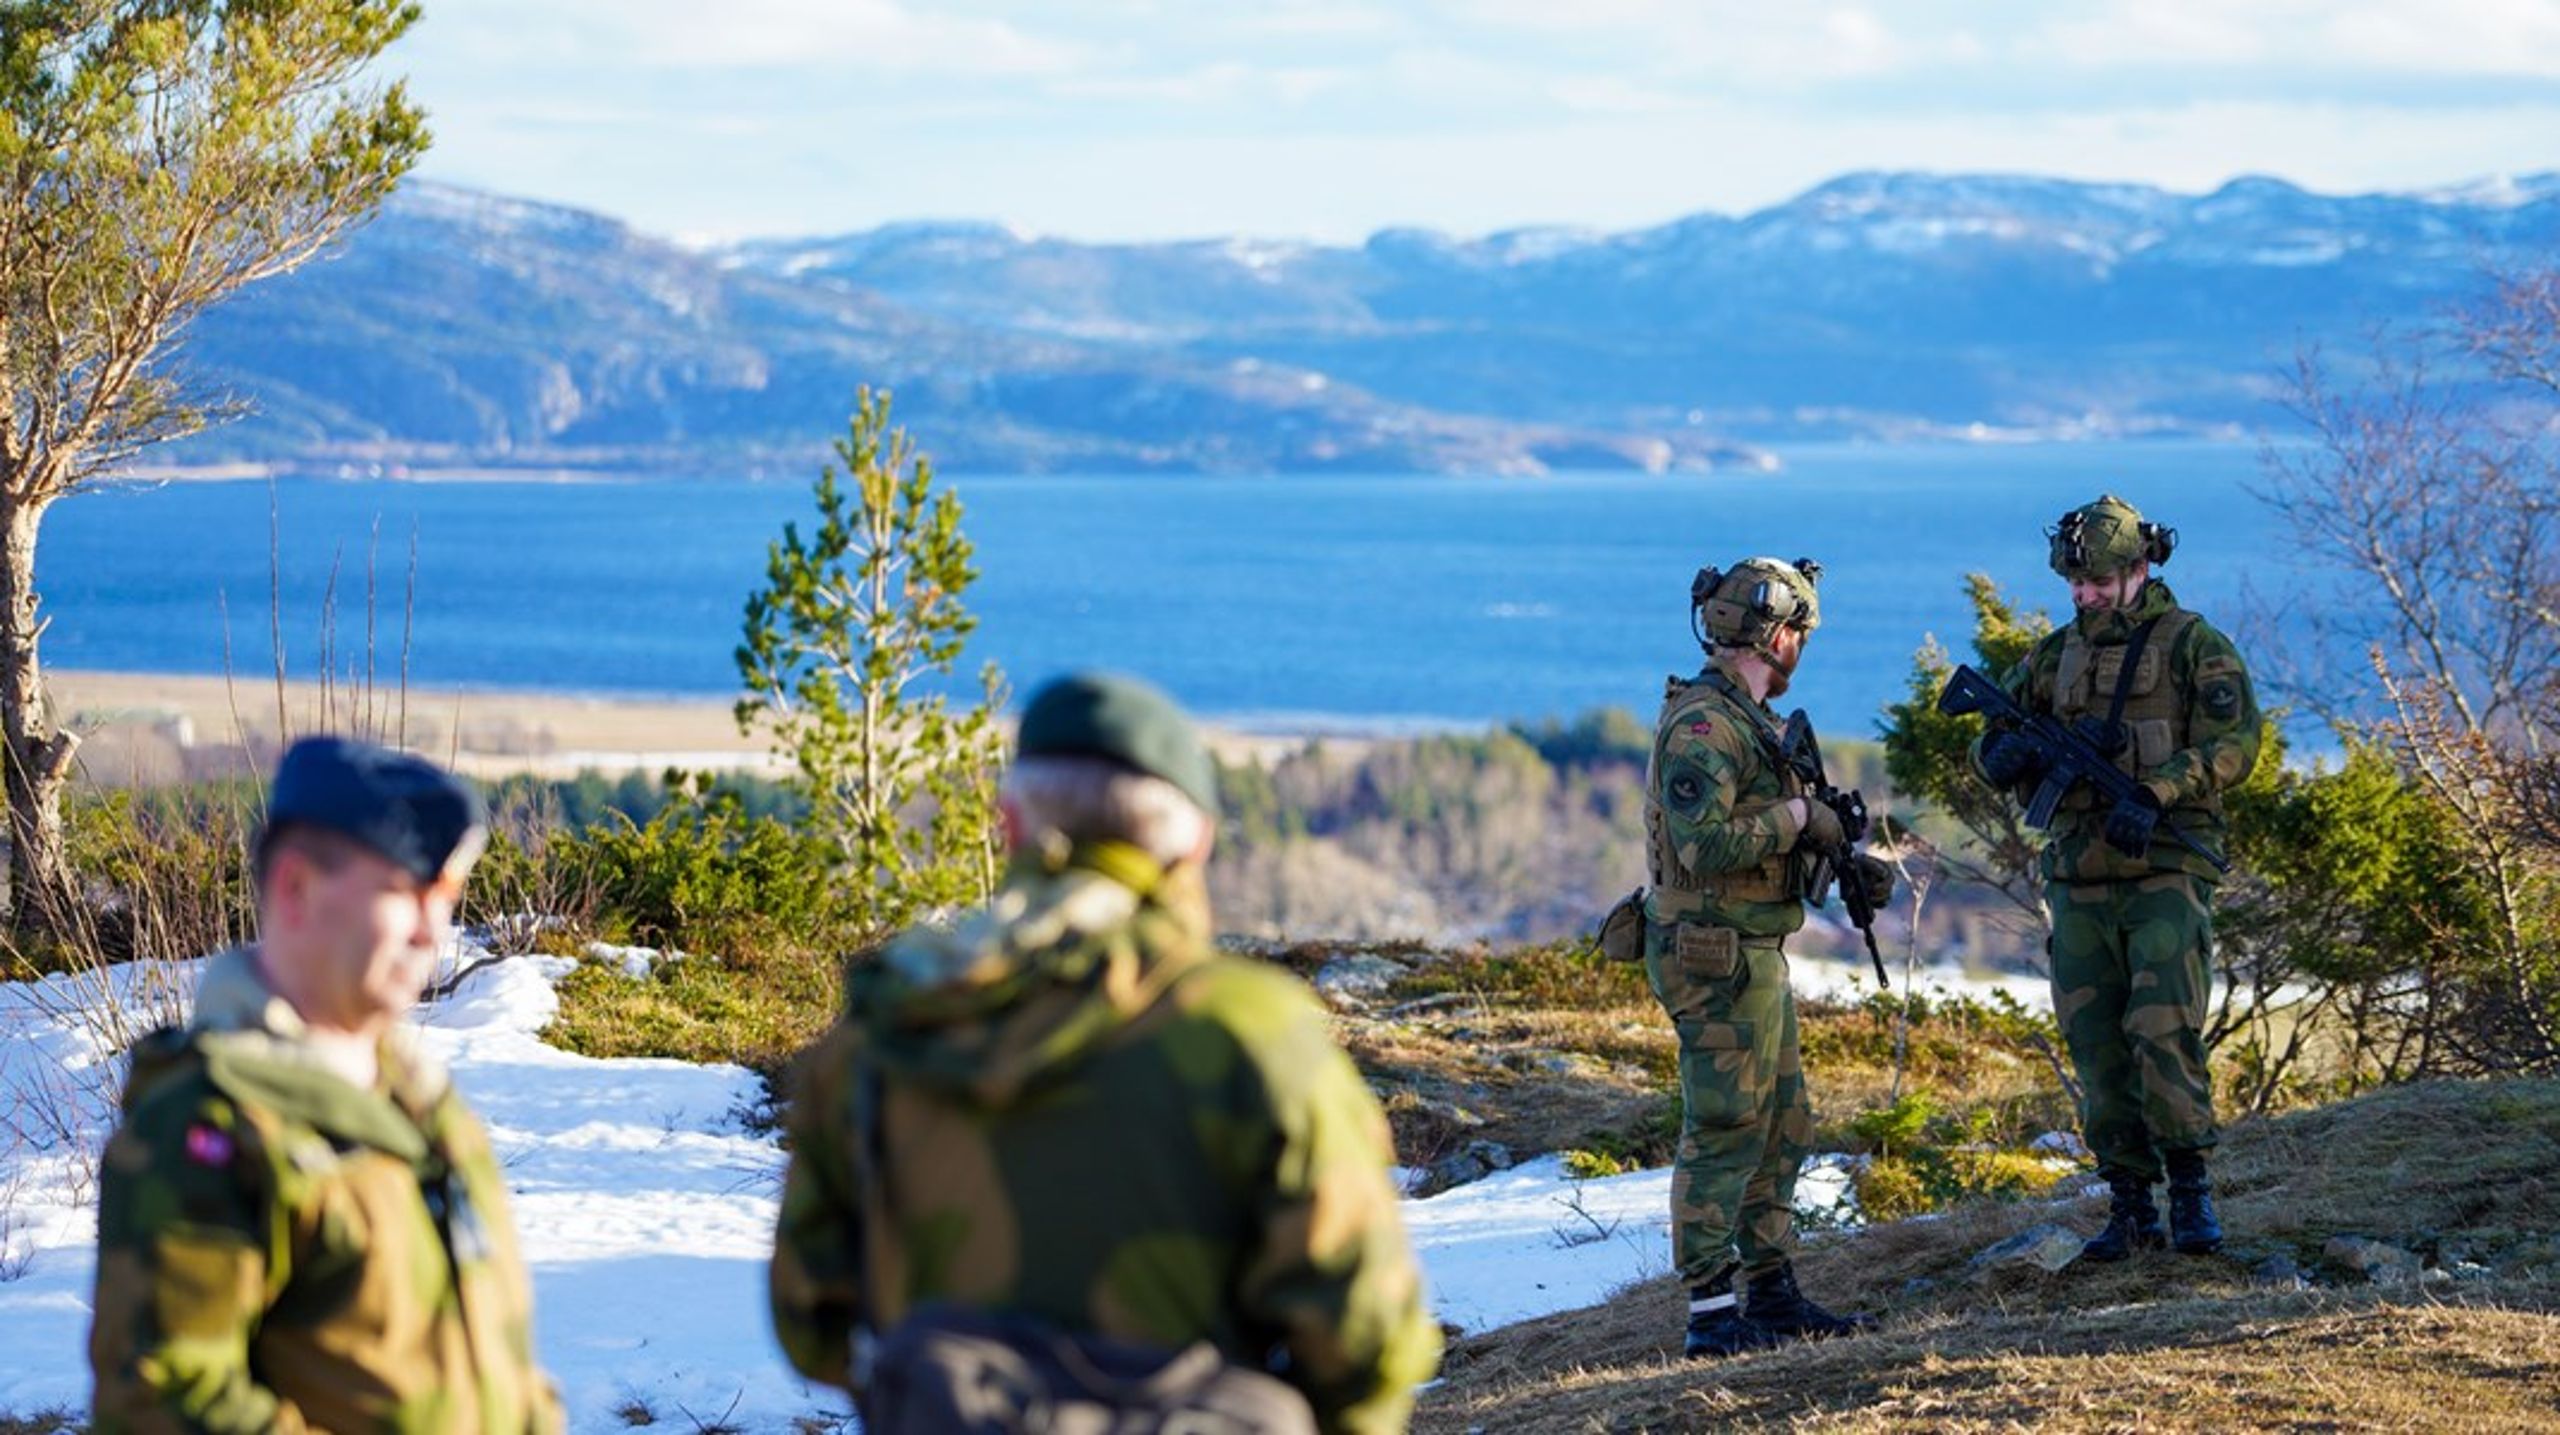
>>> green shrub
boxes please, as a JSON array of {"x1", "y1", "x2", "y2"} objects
[
  {"x1": 1561, "y1": 1148, "x2": 1630, "y2": 1180},
  {"x1": 566, "y1": 780, "x2": 855, "y2": 959}
]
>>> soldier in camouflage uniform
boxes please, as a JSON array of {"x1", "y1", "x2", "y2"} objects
[
  {"x1": 770, "y1": 672, "x2": 1441, "y2": 1434},
  {"x1": 1973, "y1": 495, "x2": 2260, "y2": 1260},
  {"x1": 1643, "y1": 558, "x2": 1892, "y2": 1358},
  {"x1": 90, "y1": 737, "x2": 562, "y2": 1433}
]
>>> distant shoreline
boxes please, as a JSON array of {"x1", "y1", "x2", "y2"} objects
[
  {"x1": 96, "y1": 430, "x2": 2280, "y2": 489},
  {"x1": 48, "y1": 668, "x2": 1393, "y2": 781}
]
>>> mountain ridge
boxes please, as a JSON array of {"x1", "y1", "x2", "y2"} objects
[{"x1": 159, "y1": 169, "x2": 2558, "y2": 477}]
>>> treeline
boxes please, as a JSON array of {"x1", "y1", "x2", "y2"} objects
[{"x1": 1206, "y1": 707, "x2": 1991, "y2": 952}]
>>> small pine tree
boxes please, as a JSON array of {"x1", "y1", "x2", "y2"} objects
[
  {"x1": 1878, "y1": 573, "x2": 2054, "y2": 931},
  {"x1": 734, "y1": 388, "x2": 1004, "y2": 935}
]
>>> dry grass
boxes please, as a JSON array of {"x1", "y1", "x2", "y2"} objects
[
  {"x1": 1333, "y1": 943, "x2": 2080, "y2": 1189},
  {"x1": 1419, "y1": 1079, "x2": 2560, "y2": 1431},
  {"x1": 1423, "y1": 1281, "x2": 2560, "y2": 1432}
]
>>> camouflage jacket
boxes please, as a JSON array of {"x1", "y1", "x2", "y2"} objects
[
  {"x1": 90, "y1": 947, "x2": 561, "y2": 1435},
  {"x1": 769, "y1": 839, "x2": 1443, "y2": 1435},
  {"x1": 1990, "y1": 579, "x2": 2261, "y2": 883},
  {"x1": 1642, "y1": 654, "x2": 1810, "y2": 938}
]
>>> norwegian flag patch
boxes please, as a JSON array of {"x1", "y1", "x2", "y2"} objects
[
  {"x1": 1688, "y1": 720, "x2": 1715, "y2": 737},
  {"x1": 184, "y1": 1123, "x2": 235, "y2": 1167}
]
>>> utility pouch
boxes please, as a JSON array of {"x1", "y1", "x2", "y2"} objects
[
  {"x1": 1596, "y1": 887, "x2": 1647, "y2": 963},
  {"x1": 1673, "y1": 922, "x2": 1742, "y2": 984}
]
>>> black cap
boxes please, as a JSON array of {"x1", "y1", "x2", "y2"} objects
[
  {"x1": 1016, "y1": 672, "x2": 1218, "y2": 818},
  {"x1": 262, "y1": 736, "x2": 487, "y2": 884}
]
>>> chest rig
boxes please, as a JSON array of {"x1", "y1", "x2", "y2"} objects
[
  {"x1": 2049, "y1": 607, "x2": 2202, "y2": 811},
  {"x1": 1644, "y1": 669, "x2": 1805, "y2": 906}
]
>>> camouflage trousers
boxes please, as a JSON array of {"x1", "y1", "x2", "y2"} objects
[
  {"x1": 2046, "y1": 874, "x2": 2219, "y2": 1182},
  {"x1": 1643, "y1": 922, "x2": 1810, "y2": 1284}
]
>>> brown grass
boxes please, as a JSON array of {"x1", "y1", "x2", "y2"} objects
[
  {"x1": 1423, "y1": 1281, "x2": 2560, "y2": 1432},
  {"x1": 1334, "y1": 965, "x2": 1677, "y2": 1175},
  {"x1": 1419, "y1": 1078, "x2": 2560, "y2": 1431}
]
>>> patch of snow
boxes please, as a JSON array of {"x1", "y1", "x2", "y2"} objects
[
  {"x1": 2246, "y1": 236, "x2": 2350, "y2": 266},
  {"x1": 2411, "y1": 173, "x2": 2560, "y2": 209},
  {"x1": 0, "y1": 950, "x2": 1886, "y2": 1423},
  {"x1": 581, "y1": 942, "x2": 675, "y2": 981}
]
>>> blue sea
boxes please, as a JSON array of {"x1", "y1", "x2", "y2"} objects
[{"x1": 40, "y1": 441, "x2": 2293, "y2": 734}]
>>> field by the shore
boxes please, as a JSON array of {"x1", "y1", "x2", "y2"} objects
[{"x1": 48, "y1": 668, "x2": 1347, "y2": 786}]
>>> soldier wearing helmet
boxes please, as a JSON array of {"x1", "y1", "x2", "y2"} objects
[
  {"x1": 1973, "y1": 495, "x2": 2260, "y2": 1262},
  {"x1": 1637, "y1": 557, "x2": 1888, "y2": 1357}
]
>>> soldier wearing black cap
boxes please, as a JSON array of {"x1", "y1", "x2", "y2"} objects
[
  {"x1": 90, "y1": 737, "x2": 563, "y2": 1433},
  {"x1": 771, "y1": 672, "x2": 1441, "y2": 1435}
]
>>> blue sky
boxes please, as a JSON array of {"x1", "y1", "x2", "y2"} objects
[{"x1": 398, "y1": 0, "x2": 2560, "y2": 244}]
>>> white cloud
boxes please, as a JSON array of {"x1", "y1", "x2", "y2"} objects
[
  {"x1": 401, "y1": 0, "x2": 2560, "y2": 243},
  {"x1": 2322, "y1": 0, "x2": 2560, "y2": 75},
  {"x1": 440, "y1": 0, "x2": 1088, "y2": 75},
  {"x1": 1546, "y1": 75, "x2": 1703, "y2": 116},
  {"x1": 1051, "y1": 62, "x2": 1351, "y2": 105},
  {"x1": 2033, "y1": 0, "x2": 2560, "y2": 75},
  {"x1": 1236, "y1": 2, "x2": 1404, "y2": 39},
  {"x1": 1436, "y1": 0, "x2": 2560, "y2": 81}
]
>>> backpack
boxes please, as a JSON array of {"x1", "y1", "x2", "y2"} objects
[{"x1": 863, "y1": 1302, "x2": 1317, "y2": 1435}]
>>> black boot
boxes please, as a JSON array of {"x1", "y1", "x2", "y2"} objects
[
  {"x1": 2081, "y1": 1168, "x2": 2168, "y2": 1262},
  {"x1": 1684, "y1": 1271, "x2": 1779, "y2": 1358},
  {"x1": 1743, "y1": 1262, "x2": 1877, "y2": 1341},
  {"x1": 2164, "y1": 1149, "x2": 2224, "y2": 1255}
]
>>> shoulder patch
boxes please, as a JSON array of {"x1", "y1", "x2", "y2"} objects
[
  {"x1": 1687, "y1": 719, "x2": 1715, "y2": 738},
  {"x1": 2203, "y1": 678, "x2": 2243, "y2": 721}
]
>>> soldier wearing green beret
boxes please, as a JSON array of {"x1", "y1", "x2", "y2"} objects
[
  {"x1": 769, "y1": 672, "x2": 1442, "y2": 1434},
  {"x1": 1642, "y1": 559, "x2": 1887, "y2": 1357},
  {"x1": 89, "y1": 737, "x2": 563, "y2": 1433},
  {"x1": 1972, "y1": 496, "x2": 2260, "y2": 1260}
]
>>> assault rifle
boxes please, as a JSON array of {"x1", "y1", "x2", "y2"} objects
[
  {"x1": 1777, "y1": 710, "x2": 1890, "y2": 990},
  {"x1": 1934, "y1": 664, "x2": 2231, "y2": 875}
]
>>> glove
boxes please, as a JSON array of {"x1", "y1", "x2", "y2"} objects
[
  {"x1": 2103, "y1": 789, "x2": 2160, "y2": 858},
  {"x1": 1800, "y1": 798, "x2": 1846, "y2": 851},
  {"x1": 1851, "y1": 851, "x2": 1896, "y2": 908},
  {"x1": 1980, "y1": 730, "x2": 2049, "y2": 787}
]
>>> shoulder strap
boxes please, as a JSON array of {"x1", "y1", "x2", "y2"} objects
[{"x1": 2096, "y1": 615, "x2": 2164, "y2": 753}]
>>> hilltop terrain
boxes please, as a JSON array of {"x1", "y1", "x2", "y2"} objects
[
  {"x1": 1417, "y1": 1078, "x2": 2560, "y2": 1432},
  {"x1": 163, "y1": 171, "x2": 2560, "y2": 477}
]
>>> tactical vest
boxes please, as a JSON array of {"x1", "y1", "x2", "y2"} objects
[
  {"x1": 2049, "y1": 607, "x2": 2209, "y2": 813},
  {"x1": 1643, "y1": 671, "x2": 1805, "y2": 911}
]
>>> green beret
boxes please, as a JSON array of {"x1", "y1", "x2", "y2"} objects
[{"x1": 1016, "y1": 672, "x2": 1218, "y2": 819}]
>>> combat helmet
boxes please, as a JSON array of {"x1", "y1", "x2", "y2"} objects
[
  {"x1": 1692, "y1": 557, "x2": 1822, "y2": 658},
  {"x1": 2049, "y1": 494, "x2": 2175, "y2": 578}
]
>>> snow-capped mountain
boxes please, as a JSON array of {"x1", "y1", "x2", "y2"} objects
[{"x1": 168, "y1": 171, "x2": 2557, "y2": 475}]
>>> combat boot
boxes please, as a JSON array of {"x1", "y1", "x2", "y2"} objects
[
  {"x1": 2164, "y1": 1149, "x2": 2224, "y2": 1255},
  {"x1": 2080, "y1": 1168, "x2": 2168, "y2": 1262},
  {"x1": 1742, "y1": 1262, "x2": 1877, "y2": 1342},
  {"x1": 1683, "y1": 1271, "x2": 1780, "y2": 1359}
]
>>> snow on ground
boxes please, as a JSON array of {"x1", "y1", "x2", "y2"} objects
[{"x1": 0, "y1": 949, "x2": 1853, "y2": 1429}]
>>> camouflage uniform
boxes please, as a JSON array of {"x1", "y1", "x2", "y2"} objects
[
  {"x1": 90, "y1": 946, "x2": 562, "y2": 1434},
  {"x1": 1641, "y1": 651, "x2": 1815, "y2": 1288},
  {"x1": 769, "y1": 841, "x2": 1443, "y2": 1435},
  {"x1": 1996, "y1": 574, "x2": 2259, "y2": 1181}
]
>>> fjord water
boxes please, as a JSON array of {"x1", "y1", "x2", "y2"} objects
[{"x1": 42, "y1": 441, "x2": 2282, "y2": 732}]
